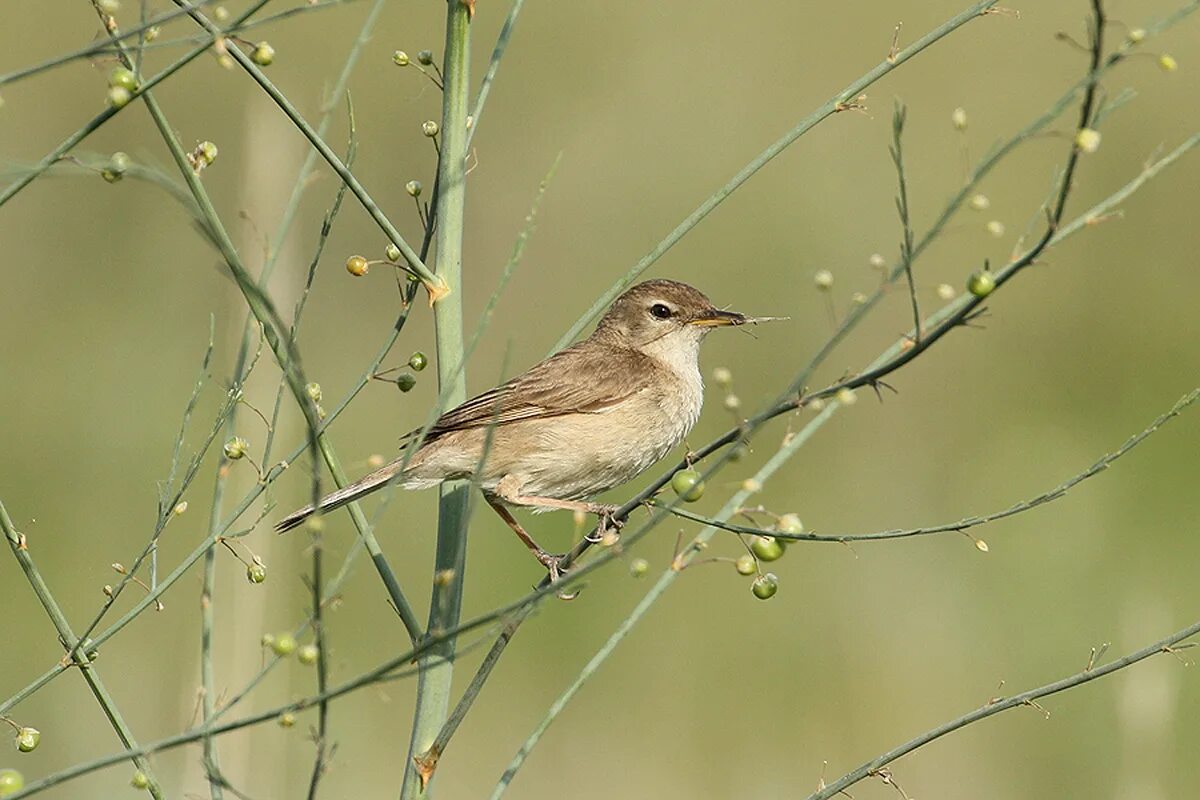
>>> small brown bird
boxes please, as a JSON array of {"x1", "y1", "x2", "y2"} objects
[{"x1": 276, "y1": 279, "x2": 763, "y2": 576}]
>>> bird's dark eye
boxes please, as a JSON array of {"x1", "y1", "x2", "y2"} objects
[{"x1": 649, "y1": 303, "x2": 672, "y2": 320}]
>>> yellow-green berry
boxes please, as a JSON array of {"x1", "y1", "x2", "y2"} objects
[
  {"x1": 836, "y1": 387, "x2": 857, "y2": 406},
  {"x1": 723, "y1": 394, "x2": 741, "y2": 412},
  {"x1": 346, "y1": 255, "x2": 369, "y2": 277},
  {"x1": 813, "y1": 270, "x2": 834, "y2": 290},
  {"x1": 0, "y1": 769, "x2": 24, "y2": 797},
  {"x1": 405, "y1": 179, "x2": 423, "y2": 197},
  {"x1": 14, "y1": 727, "x2": 40, "y2": 753},
  {"x1": 106, "y1": 85, "x2": 132, "y2": 109},
  {"x1": 1074, "y1": 128, "x2": 1101, "y2": 153},
  {"x1": 422, "y1": 120, "x2": 439, "y2": 138},
  {"x1": 297, "y1": 643, "x2": 319, "y2": 665},
  {"x1": 108, "y1": 66, "x2": 138, "y2": 92},
  {"x1": 385, "y1": 243, "x2": 402, "y2": 261},
  {"x1": 967, "y1": 270, "x2": 995, "y2": 297},
  {"x1": 417, "y1": 49, "x2": 434, "y2": 65},
  {"x1": 952, "y1": 107, "x2": 967, "y2": 130},
  {"x1": 985, "y1": 220, "x2": 1005, "y2": 237},
  {"x1": 131, "y1": 771, "x2": 150, "y2": 789},
  {"x1": 750, "y1": 535, "x2": 784, "y2": 562},
  {"x1": 393, "y1": 50, "x2": 410, "y2": 66},
  {"x1": 251, "y1": 42, "x2": 275, "y2": 66},
  {"x1": 101, "y1": 151, "x2": 131, "y2": 183},
  {"x1": 629, "y1": 558, "x2": 649, "y2": 578},
  {"x1": 969, "y1": 193, "x2": 990, "y2": 211},
  {"x1": 670, "y1": 469, "x2": 705, "y2": 502},
  {"x1": 278, "y1": 712, "x2": 296, "y2": 728},
  {"x1": 223, "y1": 436, "x2": 249, "y2": 460},
  {"x1": 712, "y1": 366, "x2": 732, "y2": 388},
  {"x1": 305, "y1": 382, "x2": 322, "y2": 402},
  {"x1": 246, "y1": 562, "x2": 267, "y2": 584},
  {"x1": 735, "y1": 554, "x2": 757, "y2": 576},
  {"x1": 751, "y1": 572, "x2": 779, "y2": 600},
  {"x1": 868, "y1": 253, "x2": 886, "y2": 269},
  {"x1": 777, "y1": 513, "x2": 804, "y2": 536},
  {"x1": 936, "y1": 283, "x2": 957, "y2": 301},
  {"x1": 1159, "y1": 54, "x2": 1178, "y2": 72},
  {"x1": 408, "y1": 352, "x2": 428, "y2": 371},
  {"x1": 271, "y1": 632, "x2": 297, "y2": 657}
]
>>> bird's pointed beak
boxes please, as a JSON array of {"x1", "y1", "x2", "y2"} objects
[{"x1": 689, "y1": 308, "x2": 783, "y2": 327}]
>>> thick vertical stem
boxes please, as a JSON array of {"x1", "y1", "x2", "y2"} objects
[{"x1": 401, "y1": 2, "x2": 472, "y2": 797}]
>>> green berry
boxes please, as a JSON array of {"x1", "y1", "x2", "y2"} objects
[
  {"x1": 223, "y1": 436, "x2": 249, "y2": 460},
  {"x1": 670, "y1": 469, "x2": 705, "y2": 502},
  {"x1": 14, "y1": 727, "x2": 39, "y2": 753},
  {"x1": 776, "y1": 513, "x2": 804, "y2": 536},
  {"x1": 0, "y1": 768, "x2": 24, "y2": 797},
  {"x1": 101, "y1": 151, "x2": 131, "y2": 183},
  {"x1": 246, "y1": 562, "x2": 267, "y2": 584},
  {"x1": 197, "y1": 141, "x2": 218, "y2": 165},
  {"x1": 408, "y1": 352, "x2": 428, "y2": 372},
  {"x1": 108, "y1": 66, "x2": 139, "y2": 92},
  {"x1": 422, "y1": 120, "x2": 439, "y2": 137},
  {"x1": 393, "y1": 50, "x2": 410, "y2": 66},
  {"x1": 385, "y1": 243, "x2": 402, "y2": 261},
  {"x1": 131, "y1": 771, "x2": 150, "y2": 789},
  {"x1": 629, "y1": 557, "x2": 649, "y2": 578},
  {"x1": 278, "y1": 711, "x2": 296, "y2": 728},
  {"x1": 251, "y1": 42, "x2": 275, "y2": 66},
  {"x1": 751, "y1": 572, "x2": 779, "y2": 600},
  {"x1": 297, "y1": 643, "x2": 319, "y2": 665},
  {"x1": 417, "y1": 49, "x2": 434, "y2": 65},
  {"x1": 271, "y1": 632, "x2": 297, "y2": 657},
  {"x1": 106, "y1": 85, "x2": 132, "y2": 109},
  {"x1": 735, "y1": 554, "x2": 756, "y2": 575},
  {"x1": 967, "y1": 270, "x2": 995, "y2": 297},
  {"x1": 395, "y1": 372, "x2": 417, "y2": 392},
  {"x1": 346, "y1": 255, "x2": 369, "y2": 276},
  {"x1": 405, "y1": 179, "x2": 423, "y2": 197},
  {"x1": 750, "y1": 535, "x2": 784, "y2": 562}
]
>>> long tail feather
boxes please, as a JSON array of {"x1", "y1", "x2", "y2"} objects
[{"x1": 275, "y1": 460, "x2": 405, "y2": 533}]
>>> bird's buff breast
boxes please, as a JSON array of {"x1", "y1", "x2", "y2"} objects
[{"x1": 406, "y1": 373, "x2": 703, "y2": 502}]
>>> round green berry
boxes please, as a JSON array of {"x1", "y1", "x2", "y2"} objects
[
  {"x1": 385, "y1": 243, "x2": 402, "y2": 262},
  {"x1": 408, "y1": 352, "x2": 428, "y2": 372},
  {"x1": 751, "y1": 573, "x2": 779, "y2": 600},
  {"x1": 14, "y1": 727, "x2": 40, "y2": 753},
  {"x1": 108, "y1": 66, "x2": 138, "y2": 91},
  {"x1": 417, "y1": 49, "x2": 434, "y2": 65},
  {"x1": 395, "y1": 372, "x2": 417, "y2": 392},
  {"x1": 246, "y1": 563, "x2": 267, "y2": 584},
  {"x1": 776, "y1": 513, "x2": 804, "y2": 536},
  {"x1": 271, "y1": 632, "x2": 297, "y2": 657},
  {"x1": 223, "y1": 436, "x2": 248, "y2": 460},
  {"x1": 735, "y1": 554, "x2": 756, "y2": 576},
  {"x1": 967, "y1": 270, "x2": 995, "y2": 297},
  {"x1": 251, "y1": 42, "x2": 275, "y2": 66},
  {"x1": 670, "y1": 469, "x2": 705, "y2": 502},
  {"x1": 131, "y1": 771, "x2": 150, "y2": 789},
  {"x1": 278, "y1": 711, "x2": 296, "y2": 728},
  {"x1": 106, "y1": 85, "x2": 132, "y2": 109},
  {"x1": 422, "y1": 120, "x2": 439, "y2": 137},
  {"x1": 405, "y1": 180, "x2": 422, "y2": 197},
  {"x1": 0, "y1": 768, "x2": 24, "y2": 797},
  {"x1": 297, "y1": 643, "x2": 319, "y2": 665},
  {"x1": 750, "y1": 535, "x2": 784, "y2": 562},
  {"x1": 628, "y1": 557, "x2": 650, "y2": 578},
  {"x1": 393, "y1": 50, "x2": 410, "y2": 66}
]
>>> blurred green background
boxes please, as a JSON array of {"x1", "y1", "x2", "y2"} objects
[{"x1": 2, "y1": 0, "x2": 1199, "y2": 797}]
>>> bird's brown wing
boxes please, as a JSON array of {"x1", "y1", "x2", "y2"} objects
[{"x1": 401, "y1": 341, "x2": 654, "y2": 444}]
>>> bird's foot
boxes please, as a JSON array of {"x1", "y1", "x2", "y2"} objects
[
  {"x1": 534, "y1": 550, "x2": 582, "y2": 600},
  {"x1": 585, "y1": 506, "x2": 625, "y2": 545}
]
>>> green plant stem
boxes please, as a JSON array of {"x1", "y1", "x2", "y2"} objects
[
  {"x1": 0, "y1": 501, "x2": 165, "y2": 799},
  {"x1": 552, "y1": 0, "x2": 999, "y2": 352},
  {"x1": 168, "y1": 0, "x2": 444, "y2": 298},
  {"x1": 401, "y1": 2, "x2": 473, "y2": 797}
]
